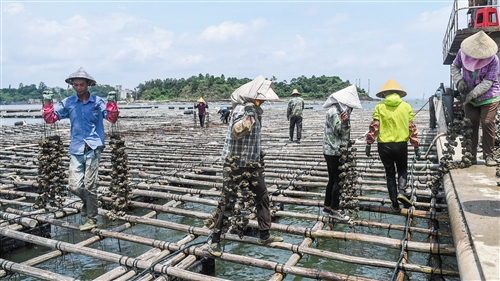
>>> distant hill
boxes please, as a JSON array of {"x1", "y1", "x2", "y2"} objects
[
  {"x1": 136, "y1": 74, "x2": 371, "y2": 101},
  {"x1": 1, "y1": 74, "x2": 372, "y2": 103}
]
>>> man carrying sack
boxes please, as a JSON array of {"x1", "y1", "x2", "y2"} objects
[{"x1": 205, "y1": 75, "x2": 283, "y2": 257}]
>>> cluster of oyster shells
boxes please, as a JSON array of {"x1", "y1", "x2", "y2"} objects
[
  {"x1": 34, "y1": 136, "x2": 67, "y2": 209},
  {"x1": 101, "y1": 134, "x2": 131, "y2": 219}
]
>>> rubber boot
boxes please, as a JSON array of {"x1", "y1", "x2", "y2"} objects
[
  {"x1": 397, "y1": 177, "x2": 407, "y2": 191},
  {"x1": 397, "y1": 178, "x2": 412, "y2": 208},
  {"x1": 387, "y1": 178, "x2": 398, "y2": 207}
]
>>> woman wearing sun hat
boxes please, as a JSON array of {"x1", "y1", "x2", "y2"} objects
[
  {"x1": 451, "y1": 30, "x2": 499, "y2": 166},
  {"x1": 194, "y1": 97, "x2": 209, "y2": 127},
  {"x1": 321, "y1": 84, "x2": 362, "y2": 221},
  {"x1": 365, "y1": 78, "x2": 419, "y2": 212}
]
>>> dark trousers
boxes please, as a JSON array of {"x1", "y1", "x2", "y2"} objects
[
  {"x1": 289, "y1": 115, "x2": 302, "y2": 141},
  {"x1": 378, "y1": 142, "x2": 408, "y2": 204},
  {"x1": 323, "y1": 154, "x2": 341, "y2": 210},
  {"x1": 464, "y1": 101, "x2": 498, "y2": 159},
  {"x1": 212, "y1": 165, "x2": 272, "y2": 243},
  {"x1": 199, "y1": 114, "x2": 206, "y2": 127},
  {"x1": 222, "y1": 112, "x2": 230, "y2": 124}
]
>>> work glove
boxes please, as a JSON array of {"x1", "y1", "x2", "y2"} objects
[
  {"x1": 463, "y1": 94, "x2": 474, "y2": 105},
  {"x1": 107, "y1": 91, "x2": 117, "y2": 102},
  {"x1": 414, "y1": 147, "x2": 421, "y2": 159},
  {"x1": 244, "y1": 103, "x2": 256, "y2": 117},
  {"x1": 43, "y1": 93, "x2": 54, "y2": 101},
  {"x1": 365, "y1": 145, "x2": 372, "y2": 157},
  {"x1": 456, "y1": 79, "x2": 468, "y2": 94},
  {"x1": 42, "y1": 91, "x2": 54, "y2": 106},
  {"x1": 451, "y1": 64, "x2": 468, "y2": 93},
  {"x1": 463, "y1": 79, "x2": 493, "y2": 105}
]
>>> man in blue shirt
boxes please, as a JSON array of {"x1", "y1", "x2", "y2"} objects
[
  {"x1": 217, "y1": 107, "x2": 230, "y2": 123},
  {"x1": 43, "y1": 67, "x2": 119, "y2": 231}
]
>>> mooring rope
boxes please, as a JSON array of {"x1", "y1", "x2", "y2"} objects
[{"x1": 390, "y1": 153, "x2": 419, "y2": 280}]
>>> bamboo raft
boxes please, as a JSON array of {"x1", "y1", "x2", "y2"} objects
[{"x1": 0, "y1": 102, "x2": 460, "y2": 281}]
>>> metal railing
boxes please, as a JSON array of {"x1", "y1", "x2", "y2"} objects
[{"x1": 442, "y1": 0, "x2": 500, "y2": 62}]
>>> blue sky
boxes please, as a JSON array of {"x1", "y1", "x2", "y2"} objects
[{"x1": 1, "y1": 1, "x2": 471, "y2": 99}]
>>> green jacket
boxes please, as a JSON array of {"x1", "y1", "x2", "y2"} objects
[{"x1": 371, "y1": 93, "x2": 415, "y2": 143}]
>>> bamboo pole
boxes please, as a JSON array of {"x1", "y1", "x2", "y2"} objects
[
  {"x1": 0, "y1": 258, "x2": 78, "y2": 281},
  {"x1": 269, "y1": 221, "x2": 324, "y2": 281},
  {"x1": 93, "y1": 197, "x2": 196, "y2": 280},
  {"x1": 0, "y1": 105, "x2": 461, "y2": 280},
  {"x1": 111, "y1": 208, "x2": 456, "y2": 256},
  {"x1": 0, "y1": 200, "x2": 181, "y2": 279},
  {"x1": 0, "y1": 211, "x2": 38, "y2": 227},
  {"x1": 0, "y1": 226, "x2": 231, "y2": 281}
]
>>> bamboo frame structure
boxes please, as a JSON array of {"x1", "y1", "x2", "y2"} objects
[{"x1": 0, "y1": 104, "x2": 461, "y2": 280}]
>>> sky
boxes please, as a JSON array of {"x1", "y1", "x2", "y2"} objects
[{"x1": 1, "y1": 0, "x2": 472, "y2": 99}]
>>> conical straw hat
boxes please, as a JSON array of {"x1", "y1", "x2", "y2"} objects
[
  {"x1": 65, "y1": 67, "x2": 96, "y2": 86},
  {"x1": 461, "y1": 30, "x2": 498, "y2": 59},
  {"x1": 197, "y1": 97, "x2": 205, "y2": 103},
  {"x1": 376, "y1": 78, "x2": 407, "y2": 98}
]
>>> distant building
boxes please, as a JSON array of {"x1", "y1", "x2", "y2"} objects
[{"x1": 114, "y1": 85, "x2": 129, "y2": 101}]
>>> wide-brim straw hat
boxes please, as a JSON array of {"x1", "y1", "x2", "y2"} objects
[
  {"x1": 65, "y1": 67, "x2": 96, "y2": 86},
  {"x1": 376, "y1": 78, "x2": 407, "y2": 98},
  {"x1": 197, "y1": 97, "x2": 205, "y2": 103},
  {"x1": 461, "y1": 30, "x2": 498, "y2": 59},
  {"x1": 290, "y1": 89, "x2": 301, "y2": 96}
]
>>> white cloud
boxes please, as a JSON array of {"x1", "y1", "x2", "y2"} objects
[
  {"x1": 180, "y1": 55, "x2": 203, "y2": 65},
  {"x1": 293, "y1": 34, "x2": 307, "y2": 50},
  {"x1": 272, "y1": 50, "x2": 287, "y2": 58},
  {"x1": 123, "y1": 27, "x2": 174, "y2": 62},
  {"x1": 405, "y1": 5, "x2": 451, "y2": 33},
  {"x1": 201, "y1": 18, "x2": 268, "y2": 42},
  {"x1": 202, "y1": 21, "x2": 244, "y2": 41},
  {"x1": 3, "y1": 3, "x2": 24, "y2": 15},
  {"x1": 29, "y1": 18, "x2": 64, "y2": 37},
  {"x1": 0, "y1": 2, "x2": 454, "y2": 99},
  {"x1": 324, "y1": 13, "x2": 349, "y2": 25}
]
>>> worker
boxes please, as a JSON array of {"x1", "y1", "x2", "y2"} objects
[
  {"x1": 287, "y1": 89, "x2": 304, "y2": 143},
  {"x1": 451, "y1": 30, "x2": 499, "y2": 166},
  {"x1": 217, "y1": 107, "x2": 230, "y2": 124},
  {"x1": 42, "y1": 67, "x2": 119, "y2": 231},
  {"x1": 321, "y1": 84, "x2": 362, "y2": 220},
  {"x1": 365, "y1": 78, "x2": 419, "y2": 212},
  {"x1": 206, "y1": 75, "x2": 283, "y2": 257},
  {"x1": 194, "y1": 97, "x2": 209, "y2": 127}
]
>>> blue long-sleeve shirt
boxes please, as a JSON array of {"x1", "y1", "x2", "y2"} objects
[{"x1": 53, "y1": 93, "x2": 109, "y2": 155}]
